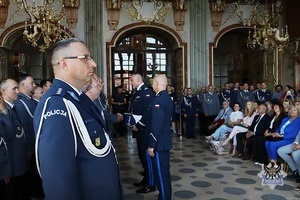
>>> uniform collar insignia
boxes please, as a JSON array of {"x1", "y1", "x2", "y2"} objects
[{"x1": 67, "y1": 91, "x2": 80, "y2": 101}]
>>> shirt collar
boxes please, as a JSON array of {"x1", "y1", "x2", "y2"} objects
[
  {"x1": 55, "y1": 78, "x2": 82, "y2": 96},
  {"x1": 4, "y1": 100, "x2": 14, "y2": 108},
  {"x1": 137, "y1": 83, "x2": 144, "y2": 91}
]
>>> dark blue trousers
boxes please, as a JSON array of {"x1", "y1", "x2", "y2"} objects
[
  {"x1": 150, "y1": 151, "x2": 172, "y2": 200},
  {"x1": 185, "y1": 115, "x2": 196, "y2": 137},
  {"x1": 137, "y1": 136, "x2": 150, "y2": 184}
]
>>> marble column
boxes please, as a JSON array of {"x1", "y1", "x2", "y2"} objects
[
  {"x1": 189, "y1": 0, "x2": 208, "y2": 90},
  {"x1": 84, "y1": 0, "x2": 104, "y2": 75}
]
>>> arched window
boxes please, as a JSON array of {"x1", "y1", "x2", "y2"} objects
[{"x1": 112, "y1": 33, "x2": 174, "y2": 91}]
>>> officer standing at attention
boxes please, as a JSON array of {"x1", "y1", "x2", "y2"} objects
[
  {"x1": 181, "y1": 87, "x2": 199, "y2": 138},
  {"x1": 14, "y1": 74, "x2": 44, "y2": 198},
  {"x1": 148, "y1": 74, "x2": 173, "y2": 200},
  {"x1": 0, "y1": 95, "x2": 14, "y2": 199},
  {"x1": 33, "y1": 38, "x2": 124, "y2": 200},
  {"x1": 130, "y1": 73, "x2": 155, "y2": 193},
  {"x1": 0, "y1": 78, "x2": 28, "y2": 200},
  {"x1": 254, "y1": 81, "x2": 272, "y2": 104}
]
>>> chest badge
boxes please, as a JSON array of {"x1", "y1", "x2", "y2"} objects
[{"x1": 95, "y1": 137, "x2": 101, "y2": 147}]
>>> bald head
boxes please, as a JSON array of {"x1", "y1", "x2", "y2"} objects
[{"x1": 152, "y1": 74, "x2": 168, "y2": 93}]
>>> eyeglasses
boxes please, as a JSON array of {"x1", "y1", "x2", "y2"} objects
[{"x1": 63, "y1": 55, "x2": 94, "y2": 62}]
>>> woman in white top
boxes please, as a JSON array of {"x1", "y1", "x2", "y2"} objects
[
  {"x1": 221, "y1": 101, "x2": 258, "y2": 154},
  {"x1": 205, "y1": 103, "x2": 243, "y2": 141}
]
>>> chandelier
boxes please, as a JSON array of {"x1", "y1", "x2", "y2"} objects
[
  {"x1": 246, "y1": 1, "x2": 289, "y2": 51},
  {"x1": 21, "y1": 0, "x2": 71, "y2": 52}
]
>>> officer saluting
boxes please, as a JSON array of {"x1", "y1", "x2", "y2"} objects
[{"x1": 33, "y1": 38, "x2": 124, "y2": 200}]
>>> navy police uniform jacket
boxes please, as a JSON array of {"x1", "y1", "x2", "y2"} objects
[
  {"x1": 181, "y1": 95, "x2": 199, "y2": 116},
  {"x1": 149, "y1": 90, "x2": 173, "y2": 151},
  {"x1": 5, "y1": 103, "x2": 28, "y2": 177},
  {"x1": 255, "y1": 89, "x2": 272, "y2": 104},
  {"x1": 0, "y1": 113, "x2": 14, "y2": 180},
  {"x1": 33, "y1": 79, "x2": 124, "y2": 200},
  {"x1": 14, "y1": 93, "x2": 37, "y2": 153},
  {"x1": 131, "y1": 84, "x2": 154, "y2": 138}
]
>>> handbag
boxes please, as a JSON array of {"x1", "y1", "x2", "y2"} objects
[{"x1": 211, "y1": 118, "x2": 225, "y2": 129}]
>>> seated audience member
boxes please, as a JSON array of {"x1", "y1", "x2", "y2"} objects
[
  {"x1": 277, "y1": 130, "x2": 300, "y2": 185},
  {"x1": 207, "y1": 101, "x2": 233, "y2": 134},
  {"x1": 265, "y1": 105, "x2": 300, "y2": 163},
  {"x1": 235, "y1": 104, "x2": 271, "y2": 160},
  {"x1": 281, "y1": 85, "x2": 292, "y2": 101},
  {"x1": 283, "y1": 99, "x2": 291, "y2": 115},
  {"x1": 205, "y1": 103, "x2": 243, "y2": 141},
  {"x1": 221, "y1": 101, "x2": 258, "y2": 155},
  {"x1": 252, "y1": 102, "x2": 286, "y2": 164},
  {"x1": 265, "y1": 100, "x2": 274, "y2": 117},
  {"x1": 272, "y1": 84, "x2": 284, "y2": 101}
]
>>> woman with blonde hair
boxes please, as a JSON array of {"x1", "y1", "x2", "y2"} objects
[
  {"x1": 222, "y1": 101, "x2": 258, "y2": 156},
  {"x1": 265, "y1": 105, "x2": 300, "y2": 164}
]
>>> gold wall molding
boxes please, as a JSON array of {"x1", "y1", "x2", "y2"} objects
[
  {"x1": 126, "y1": 0, "x2": 172, "y2": 24},
  {"x1": 64, "y1": 0, "x2": 80, "y2": 29},
  {"x1": 172, "y1": 0, "x2": 188, "y2": 31},
  {"x1": 106, "y1": 0, "x2": 121, "y2": 30},
  {"x1": 0, "y1": 0, "x2": 9, "y2": 28},
  {"x1": 209, "y1": 0, "x2": 227, "y2": 32}
]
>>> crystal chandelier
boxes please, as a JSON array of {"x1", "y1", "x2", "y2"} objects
[
  {"x1": 246, "y1": 1, "x2": 289, "y2": 51},
  {"x1": 21, "y1": 0, "x2": 71, "y2": 52}
]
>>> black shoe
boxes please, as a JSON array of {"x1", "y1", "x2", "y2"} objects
[
  {"x1": 133, "y1": 179, "x2": 146, "y2": 187},
  {"x1": 287, "y1": 170, "x2": 299, "y2": 179},
  {"x1": 135, "y1": 185, "x2": 156, "y2": 193}
]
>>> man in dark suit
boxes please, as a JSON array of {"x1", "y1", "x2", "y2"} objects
[
  {"x1": 33, "y1": 38, "x2": 124, "y2": 200},
  {"x1": 130, "y1": 73, "x2": 155, "y2": 193},
  {"x1": 236, "y1": 103, "x2": 271, "y2": 160},
  {"x1": 148, "y1": 74, "x2": 173, "y2": 200}
]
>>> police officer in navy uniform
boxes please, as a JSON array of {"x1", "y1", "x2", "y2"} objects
[
  {"x1": 237, "y1": 83, "x2": 255, "y2": 110},
  {"x1": 14, "y1": 74, "x2": 44, "y2": 198},
  {"x1": 148, "y1": 74, "x2": 173, "y2": 200},
  {"x1": 85, "y1": 75, "x2": 123, "y2": 132},
  {"x1": 33, "y1": 38, "x2": 124, "y2": 200},
  {"x1": 181, "y1": 87, "x2": 199, "y2": 138},
  {"x1": 0, "y1": 95, "x2": 14, "y2": 199},
  {"x1": 1, "y1": 78, "x2": 28, "y2": 200},
  {"x1": 111, "y1": 86, "x2": 127, "y2": 136},
  {"x1": 130, "y1": 73, "x2": 155, "y2": 193},
  {"x1": 255, "y1": 81, "x2": 272, "y2": 104},
  {"x1": 220, "y1": 82, "x2": 232, "y2": 108}
]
